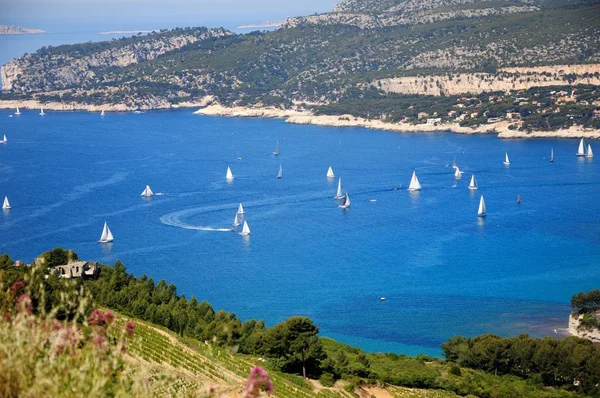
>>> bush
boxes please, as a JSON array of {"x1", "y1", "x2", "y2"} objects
[
  {"x1": 449, "y1": 365, "x2": 462, "y2": 376},
  {"x1": 319, "y1": 372, "x2": 336, "y2": 387}
]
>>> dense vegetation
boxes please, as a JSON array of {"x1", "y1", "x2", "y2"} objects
[{"x1": 2, "y1": 248, "x2": 600, "y2": 397}]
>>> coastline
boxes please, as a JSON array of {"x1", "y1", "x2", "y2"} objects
[
  {"x1": 2, "y1": 99, "x2": 599, "y2": 139},
  {"x1": 195, "y1": 104, "x2": 600, "y2": 139},
  {"x1": 568, "y1": 314, "x2": 600, "y2": 343}
]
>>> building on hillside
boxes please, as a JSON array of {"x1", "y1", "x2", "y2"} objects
[
  {"x1": 417, "y1": 112, "x2": 429, "y2": 120},
  {"x1": 506, "y1": 112, "x2": 521, "y2": 120},
  {"x1": 54, "y1": 261, "x2": 100, "y2": 279},
  {"x1": 426, "y1": 118, "x2": 442, "y2": 126}
]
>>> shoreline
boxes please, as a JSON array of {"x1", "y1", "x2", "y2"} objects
[
  {"x1": 568, "y1": 313, "x2": 600, "y2": 343},
  {"x1": 2, "y1": 99, "x2": 599, "y2": 139},
  {"x1": 195, "y1": 104, "x2": 600, "y2": 140}
]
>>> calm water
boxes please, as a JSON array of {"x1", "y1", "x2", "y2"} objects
[{"x1": 1, "y1": 109, "x2": 598, "y2": 356}]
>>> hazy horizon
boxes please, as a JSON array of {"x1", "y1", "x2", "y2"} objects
[{"x1": 1, "y1": 0, "x2": 339, "y2": 33}]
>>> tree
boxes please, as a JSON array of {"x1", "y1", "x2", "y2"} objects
[{"x1": 263, "y1": 316, "x2": 326, "y2": 378}]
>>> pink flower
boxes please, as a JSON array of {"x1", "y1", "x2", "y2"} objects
[
  {"x1": 11, "y1": 281, "x2": 25, "y2": 294},
  {"x1": 244, "y1": 366, "x2": 274, "y2": 398},
  {"x1": 125, "y1": 321, "x2": 135, "y2": 337},
  {"x1": 94, "y1": 333, "x2": 106, "y2": 346},
  {"x1": 16, "y1": 294, "x2": 32, "y2": 315},
  {"x1": 3, "y1": 312, "x2": 11, "y2": 322},
  {"x1": 88, "y1": 309, "x2": 105, "y2": 326},
  {"x1": 103, "y1": 311, "x2": 115, "y2": 325}
]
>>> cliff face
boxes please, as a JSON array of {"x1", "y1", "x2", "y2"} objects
[
  {"x1": 568, "y1": 314, "x2": 600, "y2": 343},
  {"x1": 1, "y1": 28, "x2": 232, "y2": 93}
]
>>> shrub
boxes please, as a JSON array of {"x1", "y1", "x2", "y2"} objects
[{"x1": 319, "y1": 372, "x2": 336, "y2": 387}]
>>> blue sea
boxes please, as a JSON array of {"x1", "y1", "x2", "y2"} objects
[{"x1": 1, "y1": 109, "x2": 599, "y2": 356}]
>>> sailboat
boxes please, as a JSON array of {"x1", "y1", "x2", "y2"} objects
[
  {"x1": 517, "y1": 193, "x2": 522, "y2": 204},
  {"x1": 101, "y1": 110, "x2": 105, "y2": 117},
  {"x1": 477, "y1": 196, "x2": 487, "y2": 217},
  {"x1": 237, "y1": 203, "x2": 245, "y2": 215},
  {"x1": 452, "y1": 157, "x2": 457, "y2": 169},
  {"x1": 550, "y1": 148, "x2": 554, "y2": 162},
  {"x1": 339, "y1": 192, "x2": 351, "y2": 208},
  {"x1": 15, "y1": 108, "x2": 20, "y2": 115},
  {"x1": 586, "y1": 144, "x2": 594, "y2": 158},
  {"x1": 326, "y1": 166, "x2": 335, "y2": 178},
  {"x1": 98, "y1": 221, "x2": 114, "y2": 243},
  {"x1": 276, "y1": 164, "x2": 282, "y2": 179},
  {"x1": 408, "y1": 171, "x2": 421, "y2": 191},
  {"x1": 140, "y1": 185, "x2": 154, "y2": 197},
  {"x1": 577, "y1": 138, "x2": 585, "y2": 156},
  {"x1": 39, "y1": 108, "x2": 45, "y2": 116},
  {"x1": 233, "y1": 213, "x2": 241, "y2": 227},
  {"x1": 454, "y1": 167, "x2": 462, "y2": 179},
  {"x1": 504, "y1": 153, "x2": 510, "y2": 165},
  {"x1": 0, "y1": 135, "x2": 6, "y2": 144},
  {"x1": 2, "y1": 196, "x2": 11, "y2": 210},
  {"x1": 468, "y1": 174, "x2": 478, "y2": 190},
  {"x1": 240, "y1": 220, "x2": 251, "y2": 236},
  {"x1": 273, "y1": 141, "x2": 280, "y2": 156},
  {"x1": 334, "y1": 178, "x2": 344, "y2": 199},
  {"x1": 226, "y1": 167, "x2": 234, "y2": 180}
]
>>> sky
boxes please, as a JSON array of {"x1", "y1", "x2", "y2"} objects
[{"x1": 1, "y1": 0, "x2": 340, "y2": 32}]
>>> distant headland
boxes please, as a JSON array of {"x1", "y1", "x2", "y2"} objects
[{"x1": 0, "y1": 24, "x2": 45, "y2": 35}]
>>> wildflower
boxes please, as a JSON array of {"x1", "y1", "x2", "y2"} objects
[
  {"x1": 94, "y1": 333, "x2": 106, "y2": 346},
  {"x1": 125, "y1": 321, "x2": 135, "y2": 337},
  {"x1": 244, "y1": 366, "x2": 274, "y2": 398},
  {"x1": 16, "y1": 293, "x2": 33, "y2": 315},
  {"x1": 88, "y1": 309, "x2": 105, "y2": 326},
  {"x1": 11, "y1": 280, "x2": 25, "y2": 294},
  {"x1": 3, "y1": 312, "x2": 11, "y2": 322},
  {"x1": 104, "y1": 311, "x2": 115, "y2": 325}
]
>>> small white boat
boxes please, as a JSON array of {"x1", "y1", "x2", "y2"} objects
[
  {"x1": 226, "y1": 167, "x2": 234, "y2": 180},
  {"x1": 140, "y1": 185, "x2": 154, "y2": 197},
  {"x1": 326, "y1": 166, "x2": 335, "y2": 178},
  {"x1": 2, "y1": 196, "x2": 11, "y2": 210},
  {"x1": 101, "y1": 110, "x2": 105, "y2": 117},
  {"x1": 240, "y1": 220, "x2": 251, "y2": 236},
  {"x1": 15, "y1": 108, "x2": 21, "y2": 115},
  {"x1": 586, "y1": 144, "x2": 593, "y2": 158},
  {"x1": 370, "y1": 199, "x2": 377, "y2": 203},
  {"x1": 276, "y1": 164, "x2": 282, "y2": 179},
  {"x1": 504, "y1": 153, "x2": 510, "y2": 165},
  {"x1": 98, "y1": 221, "x2": 114, "y2": 243},
  {"x1": 39, "y1": 108, "x2": 45, "y2": 116},
  {"x1": 550, "y1": 148, "x2": 554, "y2": 163},
  {"x1": 339, "y1": 192, "x2": 351, "y2": 208},
  {"x1": 577, "y1": 138, "x2": 585, "y2": 156},
  {"x1": 454, "y1": 167, "x2": 462, "y2": 179},
  {"x1": 334, "y1": 177, "x2": 344, "y2": 199},
  {"x1": 478, "y1": 195, "x2": 487, "y2": 217},
  {"x1": 273, "y1": 141, "x2": 280, "y2": 156},
  {"x1": 408, "y1": 171, "x2": 421, "y2": 191},
  {"x1": 0, "y1": 134, "x2": 6, "y2": 144},
  {"x1": 468, "y1": 174, "x2": 478, "y2": 190},
  {"x1": 380, "y1": 297, "x2": 386, "y2": 301},
  {"x1": 237, "y1": 203, "x2": 245, "y2": 215},
  {"x1": 233, "y1": 213, "x2": 241, "y2": 227}
]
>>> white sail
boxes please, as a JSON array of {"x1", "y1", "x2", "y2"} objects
[
  {"x1": 478, "y1": 196, "x2": 487, "y2": 217},
  {"x1": 240, "y1": 220, "x2": 251, "y2": 236},
  {"x1": 327, "y1": 166, "x2": 335, "y2": 178},
  {"x1": 273, "y1": 141, "x2": 279, "y2": 156},
  {"x1": 408, "y1": 171, "x2": 421, "y2": 191},
  {"x1": 504, "y1": 153, "x2": 510, "y2": 165},
  {"x1": 334, "y1": 177, "x2": 344, "y2": 199},
  {"x1": 99, "y1": 221, "x2": 114, "y2": 243},
  {"x1": 2, "y1": 196, "x2": 11, "y2": 210},
  {"x1": 586, "y1": 144, "x2": 593, "y2": 158},
  {"x1": 1, "y1": 134, "x2": 6, "y2": 143},
  {"x1": 468, "y1": 174, "x2": 478, "y2": 190},
  {"x1": 15, "y1": 108, "x2": 20, "y2": 115},
  {"x1": 339, "y1": 192, "x2": 351, "y2": 208},
  {"x1": 550, "y1": 148, "x2": 554, "y2": 162},
  {"x1": 577, "y1": 138, "x2": 585, "y2": 156},
  {"x1": 276, "y1": 164, "x2": 282, "y2": 179},
  {"x1": 141, "y1": 185, "x2": 154, "y2": 197},
  {"x1": 39, "y1": 108, "x2": 45, "y2": 116},
  {"x1": 101, "y1": 110, "x2": 105, "y2": 116},
  {"x1": 233, "y1": 213, "x2": 240, "y2": 227},
  {"x1": 454, "y1": 167, "x2": 462, "y2": 179},
  {"x1": 237, "y1": 203, "x2": 245, "y2": 215},
  {"x1": 452, "y1": 157, "x2": 457, "y2": 169},
  {"x1": 226, "y1": 167, "x2": 234, "y2": 180}
]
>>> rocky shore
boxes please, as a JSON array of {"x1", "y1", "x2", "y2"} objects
[
  {"x1": 568, "y1": 314, "x2": 600, "y2": 343},
  {"x1": 195, "y1": 104, "x2": 600, "y2": 139}
]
